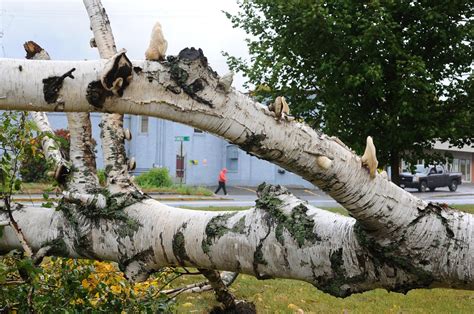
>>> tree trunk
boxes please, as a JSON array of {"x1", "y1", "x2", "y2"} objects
[
  {"x1": 0, "y1": 45, "x2": 472, "y2": 296},
  {"x1": 390, "y1": 150, "x2": 401, "y2": 186}
]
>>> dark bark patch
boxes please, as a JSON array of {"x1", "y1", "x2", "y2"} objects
[
  {"x1": 187, "y1": 78, "x2": 206, "y2": 94},
  {"x1": 18, "y1": 65, "x2": 23, "y2": 72},
  {"x1": 315, "y1": 248, "x2": 367, "y2": 297},
  {"x1": 133, "y1": 66, "x2": 142, "y2": 74},
  {"x1": 178, "y1": 47, "x2": 208, "y2": 67},
  {"x1": 118, "y1": 247, "x2": 155, "y2": 281},
  {"x1": 159, "y1": 232, "x2": 170, "y2": 264},
  {"x1": 86, "y1": 80, "x2": 113, "y2": 108},
  {"x1": 239, "y1": 133, "x2": 267, "y2": 153},
  {"x1": 166, "y1": 85, "x2": 182, "y2": 94},
  {"x1": 101, "y1": 50, "x2": 133, "y2": 97},
  {"x1": 168, "y1": 52, "x2": 214, "y2": 108},
  {"x1": 42, "y1": 68, "x2": 75, "y2": 104},
  {"x1": 172, "y1": 230, "x2": 191, "y2": 265},
  {"x1": 251, "y1": 214, "x2": 273, "y2": 280}
]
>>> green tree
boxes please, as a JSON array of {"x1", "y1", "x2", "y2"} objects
[{"x1": 225, "y1": 0, "x2": 473, "y2": 183}]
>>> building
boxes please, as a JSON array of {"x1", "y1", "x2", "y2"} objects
[
  {"x1": 434, "y1": 142, "x2": 473, "y2": 183},
  {"x1": 46, "y1": 113, "x2": 314, "y2": 188}
]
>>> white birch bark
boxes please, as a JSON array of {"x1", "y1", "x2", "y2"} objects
[
  {"x1": 0, "y1": 56, "x2": 472, "y2": 293},
  {"x1": 30, "y1": 111, "x2": 69, "y2": 183},
  {"x1": 24, "y1": 40, "x2": 99, "y2": 193},
  {"x1": 83, "y1": 0, "x2": 135, "y2": 194},
  {"x1": 1, "y1": 185, "x2": 470, "y2": 296},
  {"x1": 66, "y1": 112, "x2": 100, "y2": 193}
]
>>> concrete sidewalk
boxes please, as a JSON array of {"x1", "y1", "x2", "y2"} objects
[{"x1": 10, "y1": 182, "x2": 474, "y2": 203}]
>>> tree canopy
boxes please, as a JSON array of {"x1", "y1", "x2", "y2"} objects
[{"x1": 225, "y1": 0, "x2": 473, "y2": 182}]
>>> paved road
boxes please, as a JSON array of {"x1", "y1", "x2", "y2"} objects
[
  {"x1": 167, "y1": 184, "x2": 474, "y2": 208},
  {"x1": 13, "y1": 183, "x2": 474, "y2": 208}
]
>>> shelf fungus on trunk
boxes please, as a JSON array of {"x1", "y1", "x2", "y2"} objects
[
  {"x1": 361, "y1": 136, "x2": 378, "y2": 179},
  {"x1": 316, "y1": 155, "x2": 333, "y2": 170}
]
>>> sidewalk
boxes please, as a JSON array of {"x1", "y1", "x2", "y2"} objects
[
  {"x1": 10, "y1": 193, "x2": 232, "y2": 203},
  {"x1": 9, "y1": 182, "x2": 474, "y2": 203}
]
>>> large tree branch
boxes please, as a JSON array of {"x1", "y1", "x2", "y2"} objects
[
  {"x1": 1, "y1": 184, "x2": 470, "y2": 296},
  {"x1": 0, "y1": 55, "x2": 472, "y2": 293}
]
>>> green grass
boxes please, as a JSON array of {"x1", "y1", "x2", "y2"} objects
[
  {"x1": 173, "y1": 205, "x2": 474, "y2": 313},
  {"x1": 142, "y1": 185, "x2": 214, "y2": 196},
  {"x1": 451, "y1": 204, "x2": 474, "y2": 214},
  {"x1": 174, "y1": 274, "x2": 474, "y2": 313}
]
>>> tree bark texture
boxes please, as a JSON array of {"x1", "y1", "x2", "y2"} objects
[{"x1": 0, "y1": 52, "x2": 472, "y2": 295}]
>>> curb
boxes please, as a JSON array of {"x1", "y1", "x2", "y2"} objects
[{"x1": 11, "y1": 196, "x2": 232, "y2": 203}]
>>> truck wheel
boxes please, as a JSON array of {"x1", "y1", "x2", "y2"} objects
[
  {"x1": 429, "y1": 187, "x2": 436, "y2": 192},
  {"x1": 418, "y1": 181, "x2": 428, "y2": 192},
  {"x1": 449, "y1": 180, "x2": 458, "y2": 192}
]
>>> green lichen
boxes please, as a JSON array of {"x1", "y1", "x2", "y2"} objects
[
  {"x1": 56, "y1": 189, "x2": 146, "y2": 254},
  {"x1": 231, "y1": 216, "x2": 246, "y2": 234},
  {"x1": 354, "y1": 222, "x2": 434, "y2": 294},
  {"x1": 201, "y1": 212, "x2": 237, "y2": 254},
  {"x1": 256, "y1": 184, "x2": 320, "y2": 247}
]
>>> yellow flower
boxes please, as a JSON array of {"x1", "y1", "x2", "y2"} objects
[
  {"x1": 288, "y1": 304, "x2": 299, "y2": 310},
  {"x1": 110, "y1": 285, "x2": 122, "y2": 295},
  {"x1": 81, "y1": 279, "x2": 90, "y2": 289},
  {"x1": 182, "y1": 302, "x2": 194, "y2": 308}
]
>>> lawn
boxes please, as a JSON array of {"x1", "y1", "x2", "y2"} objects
[{"x1": 173, "y1": 205, "x2": 474, "y2": 313}]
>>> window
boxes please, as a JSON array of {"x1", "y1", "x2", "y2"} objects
[
  {"x1": 466, "y1": 159, "x2": 471, "y2": 182},
  {"x1": 194, "y1": 128, "x2": 203, "y2": 133},
  {"x1": 226, "y1": 145, "x2": 239, "y2": 172},
  {"x1": 450, "y1": 158, "x2": 471, "y2": 182},
  {"x1": 140, "y1": 116, "x2": 149, "y2": 134}
]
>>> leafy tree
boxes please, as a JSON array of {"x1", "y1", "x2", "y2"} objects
[{"x1": 225, "y1": 0, "x2": 473, "y2": 183}]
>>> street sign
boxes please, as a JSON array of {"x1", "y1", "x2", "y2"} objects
[{"x1": 175, "y1": 136, "x2": 190, "y2": 142}]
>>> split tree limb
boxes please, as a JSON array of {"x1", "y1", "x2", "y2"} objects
[
  {"x1": 83, "y1": 0, "x2": 136, "y2": 194},
  {"x1": 24, "y1": 41, "x2": 99, "y2": 193}
]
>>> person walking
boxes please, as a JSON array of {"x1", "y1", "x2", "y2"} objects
[{"x1": 214, "y1": 168, "x2": 228, "y2": 195}]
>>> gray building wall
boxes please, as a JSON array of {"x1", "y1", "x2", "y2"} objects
[{"x1": 45, "y1": 113, "x2": 314, "y2": 188}]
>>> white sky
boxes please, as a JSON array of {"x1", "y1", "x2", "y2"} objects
[{"x1": 0, "y1": 0, "x2": 250, "y2": 90}]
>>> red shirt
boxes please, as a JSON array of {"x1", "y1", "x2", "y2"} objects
[{"x1": 218, "y1": 170, "x2": 227, "y2": 182}]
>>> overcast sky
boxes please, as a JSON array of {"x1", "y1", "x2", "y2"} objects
[{"x1": 0, "y1": 0, "x2": 250, "y2": 90}]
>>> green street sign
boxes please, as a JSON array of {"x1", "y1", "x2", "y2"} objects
[{"x1": 175, "y1": 136, "x2": 190, "y2": 142}]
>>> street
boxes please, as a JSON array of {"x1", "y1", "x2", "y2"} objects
[
  {"x1": 12, "y1": 183, "x2": 474, "y2": 209},
  {"x1": 166, "y1": 184, "x2": 474, "y2": 209}
]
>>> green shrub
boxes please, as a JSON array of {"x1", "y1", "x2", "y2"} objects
[
  {"x1": 0, "y1": 256, "x2": 174, "y2": 312},
  {"x1": 20, "y1": 128, "x2": 70, "y2": 183},
  {"x1": 135, "y1": 168, "x2": 173, "y2": 188},
  {"x1": 97, "y1": 169, "x2": 106, "y2": 186}
]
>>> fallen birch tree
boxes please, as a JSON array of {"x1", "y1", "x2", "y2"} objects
[{"x1": 0, "y1": 0, "x2": 472, "y2": 309}]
